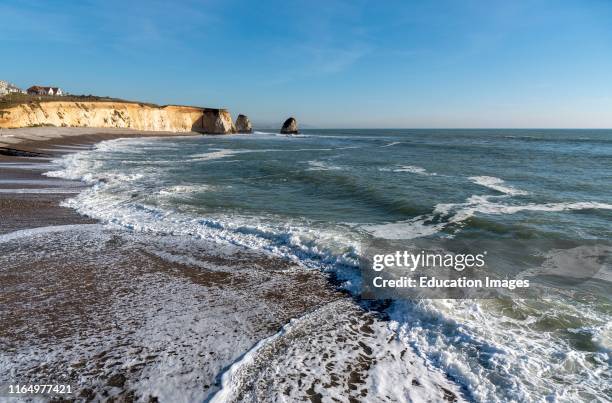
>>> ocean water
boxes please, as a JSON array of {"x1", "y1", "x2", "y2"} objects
[{"x1": 47, "y1": 129, "x2": 611, "y2": 402}]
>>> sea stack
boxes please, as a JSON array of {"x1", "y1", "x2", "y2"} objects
[
  {"x1": 235, "y1": 114, "x2": 253, "y2": 133},
  {"x1": 280, "y1": 117, "x2": 299, "y2": 134}
]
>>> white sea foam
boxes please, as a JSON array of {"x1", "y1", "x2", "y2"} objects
[
  {"x1": 189, "y1": 146, "x2": 336, "y2": 163},
  {"x1": 436, "y1": 196, "x2": 612, "y2": 224},
  {"x1": 210, "y1": 317, "x2": 294, "y2": 403},
  {"x1": 0, "y1": 188, "x2": 81, "y2": 194},
  {"x1": 51, "y1": 144, "x2": 92, "y2": 149},
  {"x1": 189, "y1": 149, "x2": 240, "y2": 161},
  {"x1": 47, "y1": 147, "x2": 363, "y2": 292},
  {"x1": 368, "y1": 197, "x2": 612, "y2": 241},
  {"x1": 0, "y1": 179, "x2": 81, "y2": 186},
  {"x1": 380, "y1": 141, "x2": 401, "y2": 148},
  {"x1": 39, "y1": 148, "x2": 93, "y2": 153},
  {"x1": 0, "y1": 226, "x2": 294, "y2": 403},
  {"x1": 158, "y1": 185, "x2": 213, "y2": 196},
  {"x1": 469, "y1": 176, "x2": 528, "y2": 196},
  {"x1": 380, "y1": 165, "x2": 437, "y2": 175},
  {"x1": 44, "y1": 150, "x2": 145, "y2": 184},
  {"x1": 363, "y1": 216, "x2": 446, "y2": 239},
  {"x1": 0, "y1": 224, "x2": 103, "y2": 244},
  {"x1": 211, "y1": 299, "x2": 464, "y2": 402},
  {"x1": 44, "y1": 138, "x2": 612, "y2": 402},
  {"x1": 396, "y1": 165, "x2": 437, "y2": 175},
  {"x1": 306, "y1": 160, "x2": 343, "y2": 171},
  {"x1": 0, "y1": 162, "x2": 58, "y2": 170},
  {"x1": 367, "y1": 170, "x2": 611, "y2": 241},
  {"x1": 274, "y1": 133, "x2": 311, "y2": 138},
  {"x1": 389, "y1": 296, "x2": 612, "y2": 402}
]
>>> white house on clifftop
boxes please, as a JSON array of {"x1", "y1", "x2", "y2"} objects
[
  {"x1": 27, "y1": 85, "x2": 64, "y2": 96},
  {"x1": 0, "y1": 80, "x2": 24, "y2": 96}
]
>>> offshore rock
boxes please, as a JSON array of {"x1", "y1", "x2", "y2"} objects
[
  {"x1": 235, "y1": 114, "x2": 252, "y2": 133},
  {"x1": 280, "y1": 117, "x2": 298, "y2": 134}
]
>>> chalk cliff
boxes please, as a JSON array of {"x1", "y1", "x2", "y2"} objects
[
  {"x1": 235, "y1": 114, "x2": 252, "y2": 133},
  {"x1": 0, "y1": 101, "x2": 236, "y2": 134}
]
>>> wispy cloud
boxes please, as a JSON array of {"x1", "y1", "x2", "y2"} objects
[
  {"x1": 304, "y1": 43, "x2": 370, "y2": 75},
  {"x1": 260, "y1": 0, "x2": 372, "y2": 85},
  {"x1": 265, "y1": 42, "x2": 371, "y2": 85}
]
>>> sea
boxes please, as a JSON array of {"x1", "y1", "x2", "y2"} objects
[{"x1": 46, "y1": 129, "x2": 611, "y2": 402}]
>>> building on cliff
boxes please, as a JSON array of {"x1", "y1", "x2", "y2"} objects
[
  {"x1": 0, "y1": 80, "x2": 24, "y2": 96},
  {"x1": 27, "y1": 86, "x2": 64, "y2": 96}
]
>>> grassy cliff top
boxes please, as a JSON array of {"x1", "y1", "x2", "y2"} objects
[
  {"x1": 0, "y1": 93, "x2": 161, "y2": 110},
  {"x1": 0, "y1": 94, "x2": 227, "y2": 112}
]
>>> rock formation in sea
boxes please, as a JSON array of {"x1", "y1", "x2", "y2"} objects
[
  {"x1": 0, "y1": 101, "x2": 236, "y2": 134},
  {"x1": 235, "y1": 114, "x2": 252, "y2": 133},
  {"x1": 200, "y1": 108, "x2": 236, "y2": 134},
  {"x1": 280, "y1": 117, "x2": 298, "y2": 134}
]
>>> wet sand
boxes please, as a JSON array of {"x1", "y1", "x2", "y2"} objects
[
  {"x1": 0, "y1": 128, "x2": 346, "y2": 402},
  {"x1": 0, "y1": 128, "x2": 461, "y2": 402},
  {"x1": 0, "y1": 128, "x2": 197, "y2": 234}
]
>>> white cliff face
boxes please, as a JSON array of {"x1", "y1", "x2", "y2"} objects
[
  {"x1": 201, "y1": 109, "x2": 236, "y2": 134},
  {"x1": 235, "y1": 114, "x2": 252, "y2": 133},
  {"x1": 0, "y1": 101, "x2": 235, "y2": 134}
]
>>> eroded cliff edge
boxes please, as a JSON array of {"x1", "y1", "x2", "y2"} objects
[{"x1": 0, "y1": 101, "x2": 236, "y2": 134}]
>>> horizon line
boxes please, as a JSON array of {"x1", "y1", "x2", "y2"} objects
[{"x1": 253, "y1": 127, "x2": 612, "y2": 130}]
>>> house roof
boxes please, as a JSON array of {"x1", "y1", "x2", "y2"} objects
[{"x1": 27, "y1": 85, "x2": 61, "y2": 91}]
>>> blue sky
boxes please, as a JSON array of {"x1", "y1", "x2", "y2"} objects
[{"x1": 2, "y1": 0, "x2": 612, "y2": 128}]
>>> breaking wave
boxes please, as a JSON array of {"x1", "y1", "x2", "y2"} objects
[
  {"x1": 469, "y1": 175, "x2": 528, "y2": 196},
  {"x1": 44, "y1": 131, "x2": 612, "y2": 402}
]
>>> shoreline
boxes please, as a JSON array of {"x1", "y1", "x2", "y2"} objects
[
  {"x1": 0, "y1": 127, "x2": 463, "y2": 402},
  {"x1": 0, "y1": 128, "x2": 347, "y2": 401},
  {"x1": 0, "y1": 127, "x2": 201, "y2": 234},
  {"x1": 0, "y1": 126, "x2": 201, "y2": 152}
]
